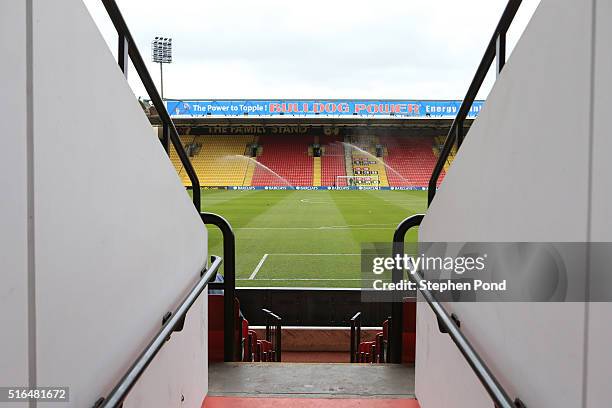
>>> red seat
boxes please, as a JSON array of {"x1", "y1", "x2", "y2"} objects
[
  {"x1": 320, "y1": 135, "x2": 346, "y2": 186},
  {"x1": 357, "y1": 341, "x2": 377, "y2": 363},
  {"x1": 402, "y1": 301, "x2": 417, "y2": 364},
  {"x1": 379, "y1": 136, "x2": 446, "y2": 187},
  {"x1": 251, "y1": 135, "x2": 314, "y2": 186},
  {"x1": 208, "y1": 295, "x2": 242, "y2": 362},
  {"x1": 256, "y1": 340, "x2": 274, "y2": 362}
]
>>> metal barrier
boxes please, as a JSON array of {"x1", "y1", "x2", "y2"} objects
[
  {"x1": 349, "y1": 312, "x2": 362, "y2": 363},
  {"x1": 262, "y1": 308, "x2": 282, "y2": 362},
  {"x1": 201, "y1": 212, "x2": 236, "y2": 362}
]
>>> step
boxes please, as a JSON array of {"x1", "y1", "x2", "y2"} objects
[
  {"x1": 203, "y1": 396, "x2": 420, "y2": 407},
  {"x1": 313, "y1": 157, "x2": 321, "y2": 186},
  {"x1": 209, "y1": 362, "x2": 415, "y2": 399},
  {"x1": 281, "y1": 351, "x2": 348, "y2": 363},
  {"x1": 243, "y1": 159, "x2": 256, "y2": 186}
]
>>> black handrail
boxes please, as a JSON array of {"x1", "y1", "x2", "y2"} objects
[
  {"x1": 428, "y1": 0, "x2": 522, "y2": 206},
  {"x1": 262, "y1": 308, "x2": 282, "y2": 362},
  {"x1": 200, "y1": 212, "x2": 236, "y2": 361},
  {"x1": 349, "y1": 312, "x2": 361, "y2": 363},
  {"x1": 389, "y1": 214, "x2": 424, "y2": 364},
  {"x1": 100, "y1": 0, "x2": 201, "y2": 212},
  {"x1": 381, "y1": 316, "x2": 391, "y2": 363},
  {"x1": 392, "y1": 215, "x2": 525, "y2": 408},
  {"x1": 93, "y1": 256, "x2": 223, "y2": 408}
]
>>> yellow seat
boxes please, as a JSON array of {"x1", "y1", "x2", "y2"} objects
[{"x1": 169, "y1": 135, "x2": 256, "y2": 187}]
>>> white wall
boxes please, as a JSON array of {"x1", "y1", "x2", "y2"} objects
[
  {"x1": 416, "y1": 0, "x2": 610, "y2": 407},
  {"x1": 124, "y1": 295, "x2": 208, "y2": 408},
  {"x1": 585, "y1": 0, "x2": 612, "y2": 406},
  {"x1": 1, "y1": 0, "x2": 209, "y2": 407},
  {"x1": 0, "y1": 2, "x2": 29, "y2": 407}
]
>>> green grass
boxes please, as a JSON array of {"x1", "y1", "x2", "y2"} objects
[{"x1": 200, "y1": 189, "x2": 426, "y2": 288}]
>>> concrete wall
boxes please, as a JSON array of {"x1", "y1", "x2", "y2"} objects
[
  {"x1": 0, "y1": 2, "x2": 29, "y2": 407},
  {"x1": 416, "y1": 0, "x2": 610, "y2": 407},
  {"x1": 1, "y1": 1, "x2": 209, "y2": 407},
  {"x1": 585, "y1": 1, "x2": 612, "y2": 406}
]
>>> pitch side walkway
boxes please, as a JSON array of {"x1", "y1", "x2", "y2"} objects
[
  {"x1": 203, "y1": 397, "x2": 420, "y2": 407},
  {"x1": 207, "y1": 362, "x2": 416, "y2": 401}
]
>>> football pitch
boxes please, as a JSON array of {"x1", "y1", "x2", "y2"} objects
[{"x1": 200, "y1": 189, "x2": 426, "y2": 288}]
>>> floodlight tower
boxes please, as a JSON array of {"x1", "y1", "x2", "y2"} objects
[{"x1": 151, "y1": 36, "x2": 172, "y2": 99}]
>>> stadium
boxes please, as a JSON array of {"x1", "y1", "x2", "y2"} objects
[
  {"x1": 156, "y1": 99, "x2": 480, "y2": 288},
  {"x1": 3, "y1": 1, "x2": 611, "y2": 408},
  {"x1": 163, "y1": 99, "x2": 482, "y2": 190}
]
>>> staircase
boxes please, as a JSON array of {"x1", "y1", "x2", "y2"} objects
[
  {"x1": 205, "y1": 363, "x2": 419, "y2": 407},
  {"x1": 313, "y1": 157, "x2": 322, "y2": 186},
  {"x1": 242, "y1": 158, "x2": 256, "y2": 186},
  {"x1": 343, "y1": 136, "x2": 354, "y2": 184},
  {"x1": 204, "y1": 397, "x2": 420, "y2": 408}
]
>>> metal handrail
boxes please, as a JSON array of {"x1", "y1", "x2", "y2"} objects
[
  {"x1": 389, "y1": 214, "x2": 424, "y2": 363},
  {"x1": 200, "y1": 212, "x2": 236, "y2": 361},
  {"x1": 100, "y1": 0, "x2": 201, "y2": 212},
  {"x1": 428, "y1": 0, "x2": 522, "y2": 206},
  {"x1": 392, "y1": 215, "x2": 525, "y2": 408},
  {"x1": 349, "y1": 312, "x2": 361, "y2": 363},
  {"x1": 262, "y1": 308, "x2": 282, "y2": 362},
  {"x1": 93, "y1": 256, "x2": 223, "y2": 408}
]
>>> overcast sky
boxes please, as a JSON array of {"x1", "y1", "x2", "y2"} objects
[{"x1": 83, "y1": 0, "x2": 541, "y2": 100}]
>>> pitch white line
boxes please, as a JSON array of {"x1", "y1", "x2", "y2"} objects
[
  {"x1": 268, "y1": 253, "x2": 361, "y2": 256},
  {"x1": 236, "y1": 223, "x2": 395, "y2": 230},
  {"x1": 249, "y1": 253, "x2": 268, "y2": 280},
  {"x1": 236, "y1": 227, "x2": 393, "y2": 230},
  {"x1": 299, "y1": 199, "x2": 330, "y2": 204},
  {"x1": 238, "y1": 278, "x2": 370, "y2": 281}
]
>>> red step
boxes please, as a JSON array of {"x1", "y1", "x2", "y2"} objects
[{"x1": 203, "y1": 397, "x2": 420, "y2": 408}]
